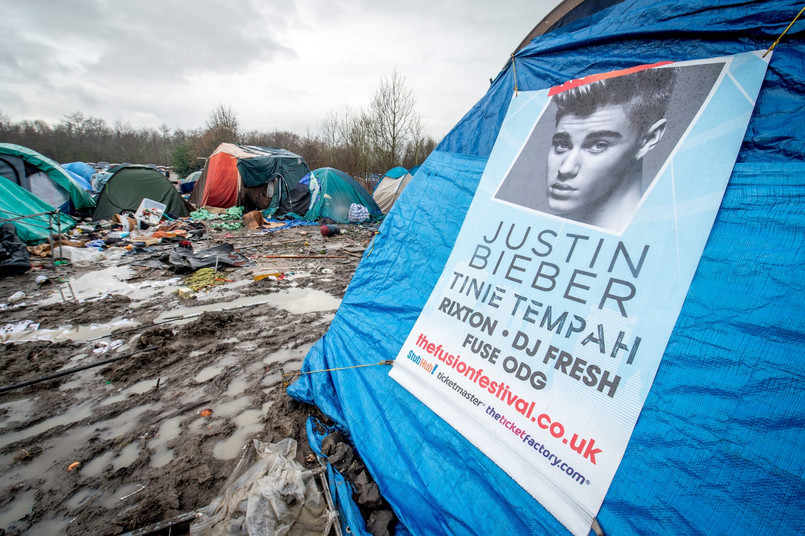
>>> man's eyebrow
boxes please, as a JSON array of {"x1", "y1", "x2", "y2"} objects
[
  {"x1": 584, "y1": 130, "x2": 623, "y2": 141},
  {"x1": 551, "y1": 132, "x2": 571, "y2": 142}
]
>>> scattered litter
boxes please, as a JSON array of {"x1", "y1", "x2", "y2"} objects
[
  {"x1": 183, "y1": 268, "x2": 228, "y2": 292},
  {"x1": 120, "y1": 484, "x2": 146, "y2": 501},
  {"x1": 253, "y1": 272, "x2": 293, "y2": 282},
  {"x1": 1, "y1": 320, "x2": 39, "y2": 341},
  {"x1": 68, "y1": 462, "x2": 81, "y2": 471},
  {"x1": 93, "y1": 339, "x2": 123, "y2": 354},
  {"x1": 134, "y1": 277, "x2": 181, "y2": 289},
  {"x1": 191, "y1": 207, "x2": 244, "y2": 229},
  {"x1": 54, "y1": 245, "x2": 106, "y2": 266},
  {"x1": 199, "y1": 409, "x2": 213, "y2": 417},
  {"x1": 177, "y1": 286, "x2": 196, "y2": 299},
  {"x1": 8, "y1": 290, "x2": 25, "y2": 302},
  {"x1": 348, "y1": 203, "x2": 370, "y2": 223},
  {"x1": 242, "y1": 210, "x2": 264, "y2": 229},
  {"x1": 166, "y1": 243, "x2": 251, "y2": 274},
  {"x1": 13, "y1": 446, "x2": 43, "y2": 462},
  {"x1": 35, "y1": 275, "x2": 50, "y2": 285},
  {"x1": 135, "y1": 198, "x2": 167, "y2": 226},
  {"x1": 320, "y1": 224, "x2": 342, "y2": 237},
  {"x1": 191, "y1": 438, "x2": 336, "y2": 535}
]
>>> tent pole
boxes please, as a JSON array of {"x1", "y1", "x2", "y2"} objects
[
  {"x1": 56, "y1": 210, "x2": 62, "y2": 264},
  {"x1": 48, "y1": 212, "x2": 55, "y2": 268}
]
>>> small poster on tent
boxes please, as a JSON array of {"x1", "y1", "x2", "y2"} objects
[{"x1": 390, "y1": 51, "x2": 769, "y2": 536}]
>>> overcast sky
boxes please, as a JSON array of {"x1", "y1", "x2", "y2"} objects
[{"x1": 0, "y1": 0, "x2": 563, "y2": 140}]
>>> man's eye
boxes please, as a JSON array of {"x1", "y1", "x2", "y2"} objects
[
  {"x1": 552, "y1": 140, "x2": 571, "y2": 153},
  {"x1": 587, "y1": 141, "x2": 609, "y2": 153}
]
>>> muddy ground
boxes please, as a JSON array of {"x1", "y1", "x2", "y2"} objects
[{"x1": 0, "y1": 220, "x2": 382, "y2": 535}]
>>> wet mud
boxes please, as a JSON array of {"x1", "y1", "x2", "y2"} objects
[{"x1": 0, "y1": 223, "x2": 378, "y2": 535}]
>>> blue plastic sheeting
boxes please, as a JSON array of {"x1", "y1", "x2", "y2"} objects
[
  {"x1": 62, "y1": 161, "x2": 95, "y2": 182},
  {"x1": 289, "y1": 1, "x2": 805, "y2": 535},
  {"x1": 305, "y1": 417, "x2": 372, "y2": 536},
  {"x1": 258, "y1": 218, "x2": 320, "y2": 232},
  {"x1": 64, "y1": 169, "x2": 92, "y2": 192}
]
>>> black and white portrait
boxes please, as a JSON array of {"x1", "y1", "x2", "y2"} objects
[{"x1": 494, "y1": 62, "x2": 725, "y2": 232}]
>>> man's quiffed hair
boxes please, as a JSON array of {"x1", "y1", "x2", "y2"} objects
[{"x1": 553, "y1": 67, "x2": 678, "y2": 134}]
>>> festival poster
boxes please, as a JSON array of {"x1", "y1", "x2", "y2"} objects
[{"x1": 389, "y1": 51, "x2": 770, "y2": 536}]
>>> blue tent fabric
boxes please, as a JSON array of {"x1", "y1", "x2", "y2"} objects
[
  {"x1": 64, "y1": 169, "x2": 92, "y2": 192},
  {"x1": 383, "y1": 167, "x2": 408, "y2": 179},
  {"x1": 289, "y1": 1, "x2": 805, "y2": 535},
  {"x1": 62, "y1": 162, "x2": 95, "y2": 182}
]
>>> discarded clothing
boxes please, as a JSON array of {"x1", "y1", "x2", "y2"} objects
[{"x1": 164, "y1": 243, "x2": 251, "y2": 274}]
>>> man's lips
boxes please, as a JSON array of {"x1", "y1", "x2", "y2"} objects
[{"x1": 548, "y1": 182, "x2": 577, "y2": 197}]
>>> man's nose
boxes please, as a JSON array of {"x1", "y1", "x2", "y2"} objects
[{"x1": 557, "y1": 148, "x2": 580, "y2": 178}]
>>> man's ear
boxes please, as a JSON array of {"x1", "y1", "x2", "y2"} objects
[{"x1": 635, "y1": 118, "x2": 667, "y2": 160}]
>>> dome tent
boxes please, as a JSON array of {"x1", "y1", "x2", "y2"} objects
[
  {"x1": 303, "y1": 167, "x2": 383, "y2": 223},
  {"x1": 0, "y1": 143, "x2": 95, "y2": 214},
  {"x1": 288, "y1": 1, "x2": 805, "y2": 536},
  {"x1": 372, "y1": 166, "x2": 414, "y2": 214},
  {"x1": 92, "y1": 164, "x2": 192, "y2": 221}
]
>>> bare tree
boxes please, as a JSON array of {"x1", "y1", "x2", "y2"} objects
[
  {"x1": 319, "y1": 109, "x2": 342, "y2": 166},
  {"x1": 368, "y1": 69, "x2": 420, "y2": 171},
  {"x1": 196, "y1": 104, "x2": 240, "y2": 157},
  {"x1": 205, "y1": 104, "x2": 240, "y2": 137}
]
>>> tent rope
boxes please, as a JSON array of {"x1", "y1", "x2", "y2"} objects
[
  {"x1": 365, "y1": 231, "x2": 379, "y2": 257},
  {"x1": 511, "y1": 53, "x2": 519, "y2": 96},
  {"x1": 764, "y1": 4, "x2": 805, "y2": 57},
  {"x1": 282, "y1": 360, "x2": 393, "y2": 386}
]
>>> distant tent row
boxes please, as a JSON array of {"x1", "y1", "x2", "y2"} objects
[
  {"x1": 189, "y1": 143, "x2": 384, "y2": 223},
  {"x1": 1, "y1": 140, "x2": 406, "y2": 244}
]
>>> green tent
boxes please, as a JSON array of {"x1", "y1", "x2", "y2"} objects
[
  {"x1": 304, "y1": 167, "x2": 383, "y2": 223},
  {"x1": 0, "y1": 176, "x2": 76, "y2": 244},
  {"x1": 93, "y1": 164, "x2": 191, "y2": 221},
  {"x1": 0, "y1": 143, "x2": 95, "y2": 213}
]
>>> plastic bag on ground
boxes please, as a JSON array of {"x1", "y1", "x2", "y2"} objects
[{"x1": 190, "y1": 438, "x2": 336, "y2": 536}]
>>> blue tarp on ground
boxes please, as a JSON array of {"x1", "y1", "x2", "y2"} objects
[{"x1": 289, "y1": 1, "x2": 805, "y2": 535}]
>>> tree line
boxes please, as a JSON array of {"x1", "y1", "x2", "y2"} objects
[{"x1": 0, "y1": 70, "x2": 439, "y2": 181}]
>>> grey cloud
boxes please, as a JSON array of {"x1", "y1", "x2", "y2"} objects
[{"x1": 3, "y1": 0, "x2": 299, "y2": 83}]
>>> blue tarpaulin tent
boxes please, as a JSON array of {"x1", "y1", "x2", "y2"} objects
[
  {"x1": 289, "y1": 1, "x2": 804, "y2": 535},
  {"x1": 62, "y1": 162, "x2": 95, "y2": 191}
]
